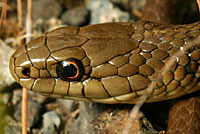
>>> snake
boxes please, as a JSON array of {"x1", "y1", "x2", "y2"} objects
[{"x1": 9, "y1": 21, "x2": 200, "y2": 105}]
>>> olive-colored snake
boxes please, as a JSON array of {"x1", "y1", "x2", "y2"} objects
[{"x1": 9, "y1": 21, "x2": 200, "y2": 105}]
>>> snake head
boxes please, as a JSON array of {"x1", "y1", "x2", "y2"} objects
[{"x1": 9, "y1": 23, "x2": 144, "y2": 104}]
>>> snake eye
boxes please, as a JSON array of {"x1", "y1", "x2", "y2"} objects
[
  {"x1": 56, "y1": 58, "x2": 84, "y2": 81},
  {"x1": 22, "y1": 68, "x2": 30, "y2": 76}
]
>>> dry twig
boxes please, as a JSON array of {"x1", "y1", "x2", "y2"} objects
[
  {"x1": 0, "y1": 0, "x2": 7, "y2": 29},
  {"x1": 22, "y1": 0, "x2": 32, "y2": 134},
  {"x1": 17, "y1": 0, "x2": 22, "y2": 27}
]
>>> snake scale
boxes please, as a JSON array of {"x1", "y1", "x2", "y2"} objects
[{"x1": 9, "y1": 21, "x2": 200, "y2": 105}]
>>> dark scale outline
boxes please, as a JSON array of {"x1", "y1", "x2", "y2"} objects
[
  {"x1": 108, "y1": 53, "x2": 131, "y2": 68},
  {"x1": 182, "y1": 77, "x2": 198, "y2": 93},
  {"x1": 50, "y1": 78, "x2": 57, "y2": 94},
  {"x1": 151, "y1": 85, "x2": 166, "y2": 96},
  {"x1": 25, "y1": 43, "x2": 37, "y2": 70},
  {"x1": 49, "y1": 38, "x2": 89, "y2": 53},
  {"x1": 100, "y1": 78, "x2": 115, "y2": 98},
  {"x1": 29, "y1": 78, "x2": 36, "y2": 91},
  {"x1": 43, "y1": 34, "x2": 52, "y2": 78},
  {"x1": 12, "y1": 56, "x2": 20, "y2": 82},
  {"x1": 66, "y1": 79, "x2": 70, "y2": 96},
  {"x1": 127, "y1": 74, "x2": 152, "y2": 97},
  {"x1": 165, "y1": 79, "x2": 180, "y2": 94},
  {"x1": 81, "y1": 84, "x2": 86, "y2": 97}
]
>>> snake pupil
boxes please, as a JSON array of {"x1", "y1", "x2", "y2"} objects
[
  {"x1": 56, "y1": 58, "x2": 84, "y2": 81},
  {"x1": 22, "y1": 68, "x2": 30, "y2": 76},
  {"x1": 62, "y1": 63, "x2": 77, "y2": 77}
]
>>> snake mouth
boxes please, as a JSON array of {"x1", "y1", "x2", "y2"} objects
[{"x1": 39, "y1": 91, "x2": 144, "y2": 104}]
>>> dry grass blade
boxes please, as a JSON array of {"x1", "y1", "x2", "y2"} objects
[
  {"x1": 122, "y1": 95, "x2": 148, "y2": 134},
  {"x1": 0, "y1": 0, "x2": 7, "y2": 29},
  {"x1": 26, "y1": 0, "x2": 32, "y2": 43}
]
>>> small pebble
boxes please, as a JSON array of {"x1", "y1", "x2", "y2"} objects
[{"x1": 41, "y1": 111, "x2": 61, "y2": 134}]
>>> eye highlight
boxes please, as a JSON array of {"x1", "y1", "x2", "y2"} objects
[{"x1": 56, "y1": 58, "x2": 84, "y2": 81}]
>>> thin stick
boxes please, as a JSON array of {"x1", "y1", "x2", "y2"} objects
[
  {"x1": 22, "y1": 87, "x2": 28, "y2": 134},
  {"x1": 0, "y1": 0, "x2": 7, "y2": 29},
  {"x1": 17, "y1": 0, "x2": 22, "y2": 27},
  {"x1": 22, "y1": 0, "x2": 32, "y2": 134},
  {"x1": 26, "y1": 0, "x2": 32, "y2": 43}
]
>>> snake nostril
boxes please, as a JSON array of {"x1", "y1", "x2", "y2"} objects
[{"x1": 22, "y1": 68, "x2": 30, "y2": 76}]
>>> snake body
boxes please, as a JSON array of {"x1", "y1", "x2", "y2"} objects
[{"x1": 9, "y1": 21, "x2": 200, "y2": 104}]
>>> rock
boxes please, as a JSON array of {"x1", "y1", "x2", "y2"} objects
[
  {"x1": 4, "y1": 125, "x2": 21, "y2": 134},
  {"x1": 64, "y1": 102, "x2": 123, "y2": 134},
  {"x1": 0, "y1": 40, "x2": 15, "y2": 91},
  {"x1": 61, "y1": 6, "x2": 89, "y2": 26},
  {"x1": 87, "y1": 0, "x2": 130, "y2": 24},
  {"x1": 41, "y1": 111, "x2": 61, "y2": 134},
  {"x1": 4, "y1": 115, "x2": 22, "y2": 134},
  {"x1": 63, "y1": 102, "x2": 98, "y2": 134},
  {"x1": 0, "y1": 92, "x2": 12, "y2": 105},
  {"x1": 46, "y1": 99, "x2": 77, "y2": 114},
  {"x1": 33, "y1": 0, "x2": 62, "y2": 19},
  {"x1": 12, "y1": 89, "x2": 47, "y2": 105},
  {"x1": 63, "y1": 102, "x2": 159, "y2": 134},
  {"x1": 87, "y1": 108, "x2": 157, "y2": 134},
  {"x1": 14, "y1": 99, "x2": 42, "y2": 127}
]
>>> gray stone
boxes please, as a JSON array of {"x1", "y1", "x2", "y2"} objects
[
  {"x1": 87, "y1": 0, "x2": 130, "y2": 24},
  {"x1": 46, "y1": 99, "x2": 77, "y2": 119},
  {"x1": 41, "y1": 111, "x2": 61, "y2": 134},
  {"x1": 4, "y1": 125, "x2": 21, "y2": 134},
  {"x1": 12, "y1": 89, "x2": 47, "y2": 105},
  {"x1": 63, "y1": 102, "x2": 158, "y2": 134},
  {"x1": 4, "y1": 115, "x2": 22, "y2": 134},
  {"x1": 61, "y1": 6, "x2": 89, "y2": 26},
  {"x1": 14, "y1": 99, "x2": 42, "y2": 127},
  {"x1": 55, "y1": 99, "x2": 76, "y2": 112},
  {"x1": 0, "y1": 40, "x2": 15, "y2": 91},
  {"x1": 64, "y1": 102, "x2": 112, "y2": 134}
]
